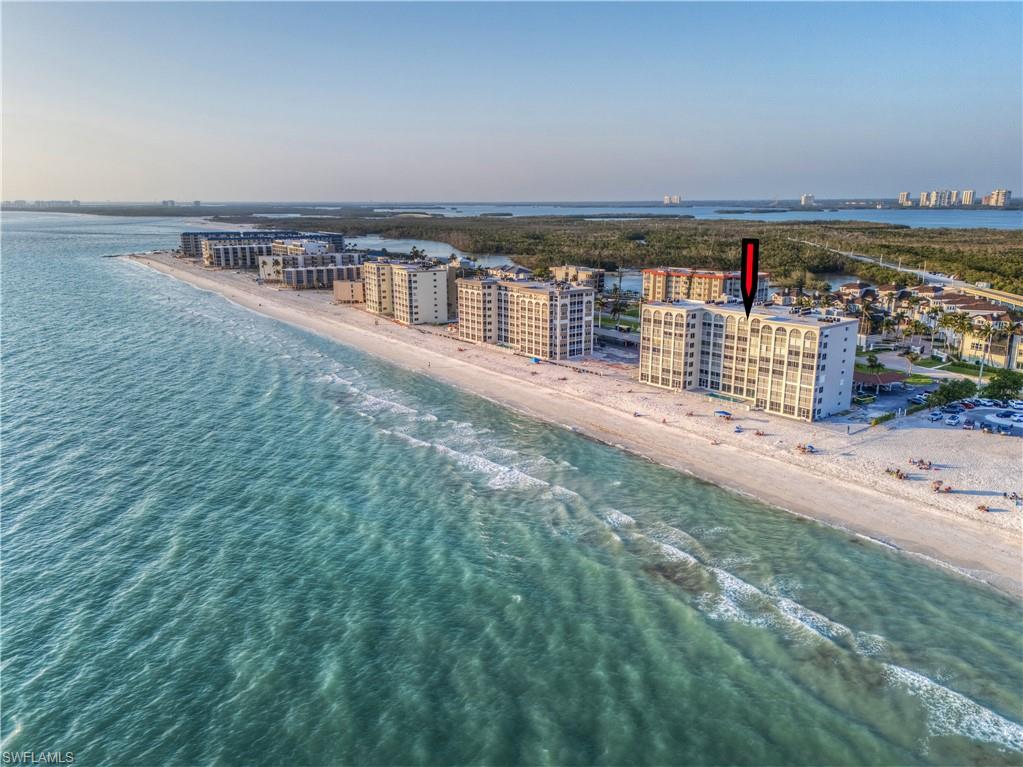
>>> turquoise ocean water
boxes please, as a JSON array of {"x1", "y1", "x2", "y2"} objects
[{"x1": 2, "y1": 212, "x2": 1022, "y2": 765}]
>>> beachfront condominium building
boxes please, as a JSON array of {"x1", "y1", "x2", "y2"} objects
[
  {"x1": 919, "y1": 192, "x2": 929, "y2": 207},
  {"x1": 391, "y1": 263, "x2": 451, "y2": 325},
  {"x1": 283, "y1": 264, "x2": 362, "y2": 290},
  {"x1": 898, "y1": 192, "x2": 911, "y2": 206},
  {"x1": 362, "y1": 261, "x2": 451, "y2": 325},
  {"x1": 202, "y1": 238, "x2": 278, "y2": 269},
  {"x1": 271, "y1": 238, "x2": 331, "y2": 257},
  {"x1": 363, "y1": 261, "x2": 395, "y2": 316},
  {"x1": 258, "y1": 246, "x2": 361, "y2": 282},
  {"x1": 457, "y1": 277, "x2": 501, "y2": 344},
  {"x1": 551, "y1": 265, "x2": 606, "y2": 291},
  {"x1": 639, "y1": 300, "x2": 856, "y2": 421},
  {"x1": 642, "y1": 268, "x2": 770, "y2": 304},
  {"x1": 800, "y1": 194, "x2": 815, "y2": 207},
  {"x1": 456, "y1": 278, "x2": 595, "y2": 360},
  {"x1": 961, "y1": 190, "x2": 975, "y2": 206},
  {"x1": 181, "y1": 229, "x2": 300, "y2": 259},
  {"x1": 333, "y1": 279, "x2": 365, "y2": 305}
]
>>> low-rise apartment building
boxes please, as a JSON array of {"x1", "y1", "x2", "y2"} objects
[
  {"x1": 456, "y1": 278, "x2": 595, "y2": 360},
  {"x1": 639, "y1": 300, "x2": 856, "y2": 421},
  {"x1": 271, "y1": 238, "x2": 332, "y2": 258},
  {"x1": 333, "y1": 280, "x2": 365, "y2": 304},
  {"x1": 551, "y1": 265, "x2": 606, "y2": 291},
  {"x1": 202, "y1": 238, "x2": 276, "y2": 269},
  {"x1": 181, "y1": 229, "x2": 299, "y2": 259},
  {"x1": 258, "y1": 249, "x2": 361, "y2": 282},
  {"x1": 282, "y1": 264, "x2": 362, "y2": 290},
  {"x1": 642, "y1": 268, "x2": 770, "y2": 304}
]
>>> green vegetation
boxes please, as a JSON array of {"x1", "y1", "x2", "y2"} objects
[
  {"x1": 224, "y1": 214, "x2": 1016, "y2": 289},
  {"x1": 927, "y1": 378, "x2": 978, "y2": 406},
  {"x1": 905, "y1": 374, "x2": 935, "y2": 385},
  {"x1": 982, "y1": 369, "x2": 1023, "y2": 401},
  {"x1": 871, "y1": 412, "x2": 897, "y2": 426}
]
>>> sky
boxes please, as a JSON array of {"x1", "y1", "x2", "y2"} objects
[{"x1": 2, "y1": 2, "x2": 1021, "y2": 202}]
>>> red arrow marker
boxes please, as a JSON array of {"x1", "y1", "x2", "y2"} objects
[{"x1": 740, "y1": 238, "x2": 760, "y2": 318}]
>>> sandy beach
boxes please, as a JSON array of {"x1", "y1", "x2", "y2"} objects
[{"x1": 129, "y1": 251, "x2": 1023, "y2": 595}]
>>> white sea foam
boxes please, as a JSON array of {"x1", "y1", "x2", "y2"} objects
[
  {"x1": 776, "y1": 597, "x2": 853, "y2": 641},
  {"x1": 549, "y1": 485, "x2": 581, "y2": 500},
  {"x1": 883, "y1": 664, "x2": 1023, "y2": 752},
  {"x1": 430, "y1": 444, "x2": 549, "y2": 490},
  {"x1": 359, "y1": 393, "x2": 418, "y2": 415},
  {"x1": 656, "y1": 542, "x2": 700, "y2": 566},
  {"x1": 604, "y1": 510, "x2": 637, "y2": 529},
  {"x1": 854, "y1": 632, "x2": 889, "y2": 656}
]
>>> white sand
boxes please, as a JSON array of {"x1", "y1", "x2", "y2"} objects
[{"x1": 131, "y1": 252, "x2": 1023, "y2": 595}]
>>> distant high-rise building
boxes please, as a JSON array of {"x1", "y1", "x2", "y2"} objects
[
  {"x1": 919, "y1": 192, "x2": 929, "y2": 207},
  {"x1": 193, "y1": 200, "x2": 201, "y2": 207},
  {"x1": 950, "y1": 190, "x2": 959, "y2": 206},
  {"x1": 897, "y1": 192, "x2": 911, "y2": 206},
  {"x1": 986, "y1": 189, "x2": 1012, "y2": 207},
  {"x1": 161, "y1": 200, "x2": 176, "y2": 207},
  {"x1": 961, "y1": 190, "x2": 975, "y2": 206},
  {"x1": 800, "y1": 194, "x2": 816, "y2": 207},
  {"x1": 663, "y1": 195, "x2": 671, "y2": 205}
]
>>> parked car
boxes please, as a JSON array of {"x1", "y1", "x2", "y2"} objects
[
  {"x1": 997, "y1": 424, "x2": 1014, "y2": 435},
  {"x1": 962, "y1": 419, "x2": 976, "y2": 430},
  {"x1": 929, "y1": 411, "x2": 944, "y2": 422},
  {"x1": 944, "y1": 415, "x2": 962, "y2": 426},
  {"x1": 942, "y1": 405, "x2": 965, "y2": 414},
  {"x1": 1011, "y1": 414, "x2": 1023, "y2": 423},
  {"x1": 909, "y1": 395, "x2": 928, "y2": 405},
  {"x1": 978, "y1": 398, "x2": 995, "y2": 407},
  {"x1": 961, "y1": 401, "x2": 976, "y2": 409},
  {"x1": 981, "y1": 424, "x2": 995, "y2": 433},
  {"x1": 995, "y1": 411, "x2": 1014, "y2": 419},
  {"x1": 1008, "y1": 400, "x2": 1023, "y2": 410}
]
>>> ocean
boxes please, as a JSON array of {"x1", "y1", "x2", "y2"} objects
[{"x1": 2, "y1": 212, "x2": 1021, "y2": 765}]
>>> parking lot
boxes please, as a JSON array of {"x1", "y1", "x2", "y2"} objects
[{"x1": 920, "y1": 401, "x2": 1023, "y2": 437}]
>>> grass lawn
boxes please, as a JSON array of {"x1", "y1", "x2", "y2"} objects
[
  {"x1": 905, "y1": 373, "x2": 936, "y2": 385},
  {"x1": 854, "y1": 362, "x2": 903, "y2": 375},
  {"x1": 913, "y1": 357, "x2": 945, "y2": 368},
  {"x1": 942, "y1": 362, "x2": 987, "y2": 378}
]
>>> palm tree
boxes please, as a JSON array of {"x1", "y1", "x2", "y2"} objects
[
  {"x1": 938, "y1": 312, "x2": 971, "y2": 358},
  {"x1": 905, "y1": 351, "x2": 920, "y2": 375},
  {"x1": 865, "y1": 353, "x2": 884, "y2": 374},
  {"x1": 974, "y1": 323, "x2": 999, "y2": 385}
]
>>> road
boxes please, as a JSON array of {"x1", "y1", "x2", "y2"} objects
[
  {"x1": 789, "y1": 238, "x2": 953, "y2": 285},
  {"x1": 873, "y1": 350, "x2": 977, "y2": 381}
]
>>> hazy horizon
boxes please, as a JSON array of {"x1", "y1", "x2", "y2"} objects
[{"x1": 3, "y1": 2, "x2": 1021, "y2": 201}]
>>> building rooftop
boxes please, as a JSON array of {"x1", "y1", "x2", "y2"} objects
[
  {"x1": 645, "y1": 299, "x2": 856, "y2": 327},
  {"x1": 642, "y1": 267, "x2": 769, "y2": 279}
]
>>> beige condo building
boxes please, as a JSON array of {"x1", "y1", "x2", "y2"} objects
[
  {"x1": 391, "y1": 263, "x2": 451, "y2": 325},
  {"x1": 642, "y1": 268, "x2": 770, "y2": 304},
  {"x1": 456, "y1": 278, "x2": 595, "y2": 360},
  {"x1": 362, "y1": 261, "x2": 452, "y2": 325},
  {"x1": 363, "y1": 261, "x2": 396, "y2": 316},
  {"x1": 639, "y1": 300, "x2": 856, "y2": 421},
  {"x1": 551, "y1": 265, "x2": 606, "y2": 291}
]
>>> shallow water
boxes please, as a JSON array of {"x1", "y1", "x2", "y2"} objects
[{"x1": 2, "y1": 212, "x2": 1021, "y2": 765}]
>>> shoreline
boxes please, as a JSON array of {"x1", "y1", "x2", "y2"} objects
[{"x1": 127, "y1": 252, "x2": 1023, "y2": 596}]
